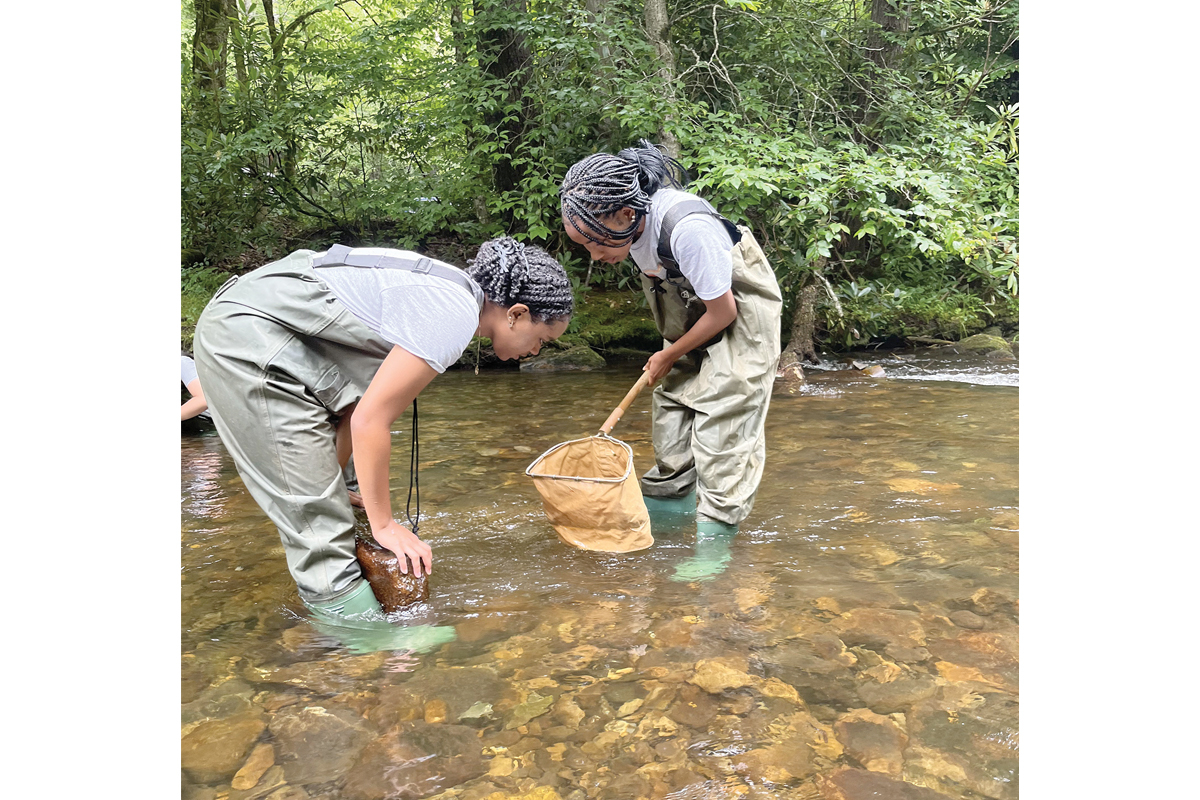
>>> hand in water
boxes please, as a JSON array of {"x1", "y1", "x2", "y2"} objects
[
  {"x1": 347, "y1": 489, "x2": 364, "y2": 508},
  {"x1": 374, "y1": 521, "x2": 432, "y2": 576}
]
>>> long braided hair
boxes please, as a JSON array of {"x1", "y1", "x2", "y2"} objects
[
  {"x1": 467, "y1": 236, "x2": 574, "y2": 322},
  {"x1": 559, "y1": 139, "x2": 689, "y2": 245}
]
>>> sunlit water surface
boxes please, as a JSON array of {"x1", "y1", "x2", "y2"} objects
[{"x1": 182, "y1": 352, "x2": 1017, "y2": 800}]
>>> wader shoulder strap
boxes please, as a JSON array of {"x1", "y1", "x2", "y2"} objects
[
  {"x1": 656, "y1": 199, "x2": 743, "y2": 280},
  {"x1": 313, "y1": 244, "x2": 485, "y2": 311}
]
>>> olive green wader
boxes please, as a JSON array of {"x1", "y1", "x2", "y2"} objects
[
  {"x1": 639, "y1": 206, "x2": 783, "y2": 528},
  {"x1": 193, "y1": 248, "x2": 476, "y2": 626}
]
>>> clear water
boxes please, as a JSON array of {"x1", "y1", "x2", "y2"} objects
[{"x1": 182, "y1": 352, "x2": 1018, "y2": 800}]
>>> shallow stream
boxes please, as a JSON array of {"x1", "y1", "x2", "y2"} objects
[{"x1": 182, "y1": 349, "x2": 1018, "y2": 800}]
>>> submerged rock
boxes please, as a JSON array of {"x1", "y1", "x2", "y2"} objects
[
  {"x1": 268, "y1": 704, "x2": 371, "y2": 785},
  {"x1": 343, "y1": 721, "x2": 485, "y2": 800},
  {"x1": 834, "y1": 708, "x2": 909, "y2": 775},
  {"x1": 181, "y1": 713, "x2": 267, "y2": 785},
  {"x1": 519, "y1": 345, "x2": 606, "y2": 372},
  {"x1": 817, "y1": 767, "x2": 955, "y2": 799}
]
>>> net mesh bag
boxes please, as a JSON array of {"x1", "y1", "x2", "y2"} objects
[{"x1": 525, "y1": 434, "x2": 653, "y2": 553}]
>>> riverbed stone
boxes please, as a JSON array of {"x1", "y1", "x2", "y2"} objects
[
  {"x1": 255, "y1": 652, "x2": 387, "y2": 695},
  {"x1": 817, "y1": 767, "x2": 956, "y2": 800},
  {"x1": 834, "y1": 708, "x2": 909, "y2": 775},
  {"x1": 855, "y1": 670, "x2": 940, "y2": 715},
  {"x1": 229, "y1": 765, "x2": 286, "y2": 800},
  {"x1": 268, "y1": 704, "x2": 372, "y2": 785},
  {"x1": 667, "y1": 683, "x2": 719, "y2": 728},
  {"x1": 232, "y1": 743, "x2": 277, "y2": 790},
  {"x1": 181, "y1": 713, "x2": 267, "y2": 784},
  {"x1": 519, "y1": 346, "x2": 606, "y2": 372},
  {"x1": 687, "y1": 657, "x2": 754, "y2": 694},
  {"x1": 733, "y1": 738, "x2": 815, "y2": 784},
  {"x1": 949, "y1": 610, "x2": 986, "y2": 630},
  {"x1": 830, "y1": 608, "x2": 927, "y2": 650},
  {"x1": 182, "y1": 677, "x2": 258, "y2": 726},
  {"x1": 343, "y1": 721, "x2": 485, "y2": 800}
]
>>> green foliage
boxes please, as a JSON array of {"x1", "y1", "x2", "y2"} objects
[{"x1": 182, "y1": 0, "x2": 1018, "y2": 350}]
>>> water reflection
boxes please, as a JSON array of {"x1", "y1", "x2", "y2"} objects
[{"x1": 182, "y1": 356, "x2": 1018, "y2": 799}]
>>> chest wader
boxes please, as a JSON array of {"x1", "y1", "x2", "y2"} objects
[
  {"x1": 638, "y1": 201, "x2": 783, "y2": 529},
  {"x1": 193, "y1": 248, "x2": 482, "y2": 627}
]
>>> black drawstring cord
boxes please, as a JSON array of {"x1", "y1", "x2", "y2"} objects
[{"x1": 405, "y1": 399, "x2": 420, "y2": 536}]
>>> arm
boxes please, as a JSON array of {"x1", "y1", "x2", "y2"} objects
[
  {"x1": 643, "y1": 290, "x2": 737, "y2": 384},
  {"x1": 351, "y1": 346, "x2": 439, "y2": 575},
  {"x1": 181, "y1": 379, "x2": 209, "y2": 421}
]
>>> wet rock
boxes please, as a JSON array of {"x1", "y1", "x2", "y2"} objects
[
  {"x1": 966, "y1": 588, "x2": 1015, "y2": 617},
  {"x1": 906, "y1": 694, "x2": 1018, "y2": 800},
  {"x1": 519, "y1": 345, "x2": 606, "y2": 372},
  {"x1": 182, "y1": 678, "x2": 258, "y2": 727},
  {"x1": 834, "y1": 708, "x2": 909, "y2": 775},
  {"x1": 817, "y1": 767, "x2": 955, "y2": 800},
  {"x1": 482, "y1": 788, "x2": 564, "y2": 800},
  {"x1": 667, "y1": 683, "x2": 720, "y2": 728},
  {"x1": 955, "y1": 334, "x2": 1012, "y2": 355},
  {"x1": 343, "y1": 721, "x2": 485, "y2": 800},
  {"x1": 831, "y1": 608, "x2": 927, "y2": 650},
  {"x1": 733, "y1": 739, "x2": 815, "y2": 784},
  {"x1": 925, "y1": 631, "x2": 1018, "y2": 678},
  {"x1": 374, "y1": 666, "x2": 505, "y2": 728},
  {"x1": 268, "y1": 704, "x2": 372, "y2": 785},
  {"x1": 263, "y1": 787, "x2": 309, "y2": 800},
  {"x1": 855, "y1": 671, "x2": 940, "y2": 715},
  {"x1": 229, "y1": 764, "x2": 285, "y2": 800},
  {"x1": 355, "y1": 533, "x2": 429, "y2": 611},
  {"x1": 232, "y1": 743, "x2": 276, "y2": 790},
  {"x1": 885, "y1": 644, "x2": 931, "y2": 664},
  {"x1": 506, "y1": 692, "x2": 554, "y2": 729},
  {"x1": 775, "y1": 362, "x2": 807, "y2": 395},
  {"x1": 687, "y1": 657, "x2": 754, "y2": 694},
  {"x1": 255, "y1": 652, "x2": 387, "y2": 695},
  {"x1": 181, "y1": 713, "x2": 267, "y2": 784},
  {"x1": 424, "y1": 699, "x2": 449, "y2": 723},
  {"x1": 551, "y1": 695, "x2": 585, "y2": 728},
  {"x1": 949, "y1": 610, "x2": 986, "y2": 629},
  {"x1": 649, "y1": 617, "x2": 695, "y2": 648}
]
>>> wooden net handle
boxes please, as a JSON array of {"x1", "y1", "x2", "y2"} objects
[{"x1": 599, "y1": 372, "x2": 651, "y2": 435}]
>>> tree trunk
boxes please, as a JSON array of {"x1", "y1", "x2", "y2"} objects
[
  {"x1": 474, "y1": 0, "x2": 533, "y2": 202},
  {"x1": 860, "y1": 0, "x2": 910, "y2": 129},
  {"x1": 867, "y1": 0, "x2": 909, "y2": 71},
  {"x1": 781, "y1": 282, "x2": 822, "y2": 367},
  {"x1": 192, "y1": 0, "x2": 231, "y2": 94},
  {"x1": 643, "y1": 0, "x2": 680, "y2": 157}
]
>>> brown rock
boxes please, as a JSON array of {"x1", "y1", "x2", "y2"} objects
[
  {"x1": 818, "y1": 767, "x2": 956, "y2": 800},
  {"x1": 181, "y1": 714, "x2": 267, "y2": 784},
  {"x1": 855, "y1": 672, "x2": 940, "y2": 715},
  {"x1": 268, "y1": 704, "x2": 371, "y2": 785},
  {"x1": 968, "y1": 588, "x2": 1014, "y2": 617},
  {"x1": 834, "y1": 708, "x2": 909, "y2": 775},
  {"x1": 949, "y1": 610, "x2": 986, "y2": 629},
  {"x1": 667, "y1": 683, "x2": 719, "y2": 728},
  {"x1": 733, "y1": 740, "x2": 815, "y2": 784},
  {"x1": 424, "y1": 699, "x2": 449, "y2": 723},
  {"x1": 231, "y1": 743, "x2": 276, "y2": 790},
  {"x1": 343, "y1": 721, "x2": 485, "y2": 800},
  {"x1": 687, "y1": 657, "x2": 753, "y2": 694},
  {"x1": 356, "y1": 532, "x2": 429, "y2": 611}
]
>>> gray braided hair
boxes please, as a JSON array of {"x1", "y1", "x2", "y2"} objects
[
  {"x1": 467, "y1": 236, "x2": 574, "y2": 322},
  {"x1": 559, "y1": 139, "x2": 688, "y2": 244}
]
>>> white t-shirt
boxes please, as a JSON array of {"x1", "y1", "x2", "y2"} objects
[
  {"x1": 314, "y1": 248, "x2": 480, "y2": 373},
  {"x1": 628, "y1": 188, "x2": 734, "y2": 301}
]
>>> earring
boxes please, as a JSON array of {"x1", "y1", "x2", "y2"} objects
[
  {"x1": 508, "y1": 317, "x2": 515, "y2": 329},
  {"x1": 474, "y1": 337, "x2": 481, "y2": 376}
]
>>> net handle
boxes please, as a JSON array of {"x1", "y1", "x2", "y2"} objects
[{"x1": 599, "y1": 372, "x2": 651, "y2": 435}]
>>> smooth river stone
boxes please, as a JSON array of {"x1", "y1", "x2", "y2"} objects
[{"x1": 355, "y1": 533, "x2": 429, "y2": 612}]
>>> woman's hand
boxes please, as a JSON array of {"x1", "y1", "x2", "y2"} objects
[
  {"x1": 644, "y1": 350, "x2": 678, "y2": 386},
  {"x1": 373, "y1": 520, "x2": 433, "y2": 576}
]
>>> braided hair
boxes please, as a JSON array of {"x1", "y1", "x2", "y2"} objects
[
  {"x1": 559, "y1": 139, "x2": 689, "y2": 245},
  {"x1": 467, "y1": 236, "x2": 574, "y2": 322}
]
